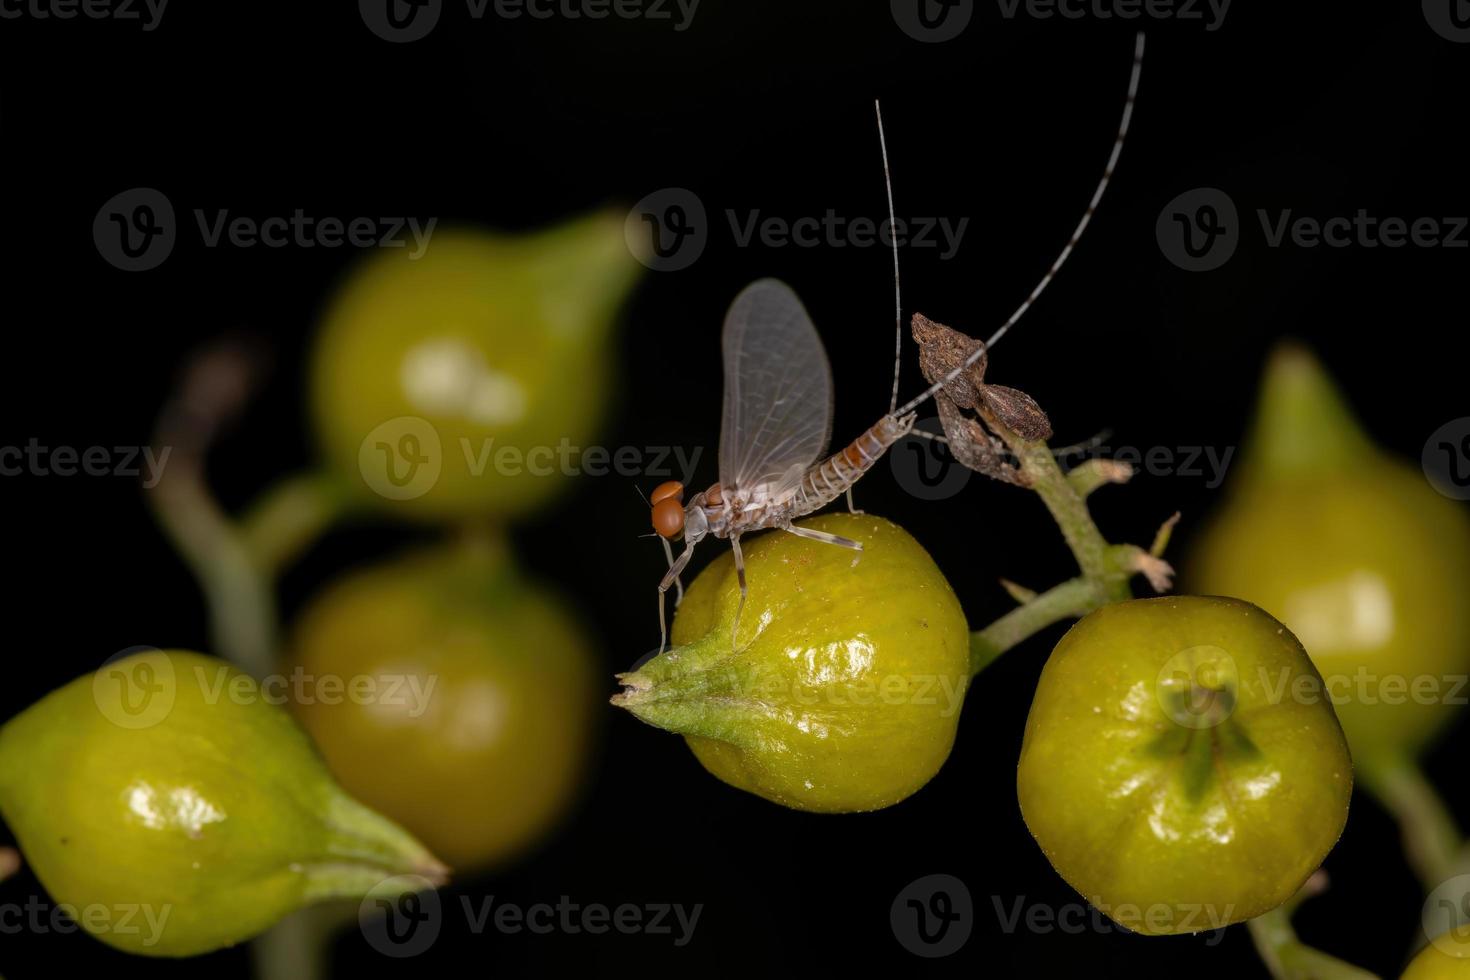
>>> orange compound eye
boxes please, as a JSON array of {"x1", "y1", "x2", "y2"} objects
[
  {"x1": 652, "y1": 498, "x2": 686, "y2": 539},
  {"x1": 650, "y1": 481, "x2": 684, "y2": 506}
]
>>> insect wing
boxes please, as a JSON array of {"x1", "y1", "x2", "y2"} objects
[{"x1": 718, "y1": 279, "x2": 834, "y2": 499}]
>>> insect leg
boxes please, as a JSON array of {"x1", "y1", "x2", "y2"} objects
[
  {"x1": 845, "y1": 488, "x2": 865, "y2": 515},
  {"x1": 729, "y1": 534, "x2": 747, "y2": 649},
  {"x1": 785, "y1": 524, "x2": 864, "y2": 551},
  {"x1": 658, "y1": 540, "x2": 697, "y2": 654},
  {"x1": 660, "y1": 536, "x2": 686, "y2": 606}
]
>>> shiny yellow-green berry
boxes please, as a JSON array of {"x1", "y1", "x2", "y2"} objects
[
  {"x1": 0, "y1": 650, "x2": 444, "y2": 957},
  {"x1": 1018, "y1": 596, "x2": 1352, "y2": 934},
  {"x1": 310, "y1": 210, "x2": 642, "y2": 522},
  {"x1": 614, "y1": 514, "x2": 971, "y2": 813}
]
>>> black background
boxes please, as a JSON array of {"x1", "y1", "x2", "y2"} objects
[{"x1": 2, "y1": 1, "x2": 1468, "y2": 977}]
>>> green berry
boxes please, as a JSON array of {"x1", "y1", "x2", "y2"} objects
[
  {"x1": 310, "y1": 210, "x2": 642, "y2": 521},
  {"x1": 1017, "y1": 596, "x2": 1352, "y2": 934},
  {"x1": 0, "y1": 650, "x2": 444, "y2": 957},
  {"x1": 614, "y1": 514, "x2": 971, "y2": 813},
  {"x1": 1188, "y1": 344, "x2": 1470, "y2": 765}
]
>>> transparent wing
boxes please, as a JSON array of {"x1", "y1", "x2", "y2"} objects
[{"x1": 718, "y1": 279, "x2": 834, "y2": 498}]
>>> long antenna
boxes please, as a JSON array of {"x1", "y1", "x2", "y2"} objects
[
  {"x1": 895, "y1": 30, "x2": 1146, "y2": 418},
  {"x1": 876, "y1": 100, "x2": 902, "y2": 415}
]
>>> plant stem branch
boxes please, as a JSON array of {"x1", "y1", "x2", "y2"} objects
[
  {"x1": 967, "y1": 423, "x2": 1151, "y2": 676},
  {"x1": 240, "y1": 472, "x2": 348, "y2": 575},
  {"x1": 1011, "y1": 436, "x2": 1114, "y2": 583},
  {"x1": 1359, "y1": 754, "x2": 1465, "y2": 891},
  {"x1": 148, "y1": 343, "x2": 333, "y2": 980},
  {"x1": 970, "y1": 577, "x2": 1102, "y2": 676},
  {"x1": 1248, "y1": 874, "x2": 1381, "y2": 980},
  {"x1": 149, "y1": 344, "x2": 277, "y2": 677}
]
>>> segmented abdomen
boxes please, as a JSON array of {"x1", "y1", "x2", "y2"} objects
[{"x1": 790, "y1": 412, "x2": 916, "y2": 516}]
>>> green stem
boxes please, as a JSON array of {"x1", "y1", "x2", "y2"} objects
[
  {"x1": 967, "y1": 424, "x2": 1141, "y2": 676},
  {"x1": 240, "y1": 472, "x2": 348, "y2": 575},
  {"x1": 1248, "y1": 877, "x2": 1381, "y2": 980},
  {"x1": 970, "y1": 577, "x2": 1103, "y2": 676},
  {"x1": 1011, "y1": 435, "x2": 1113, "y2": 582},
  {"x1": 1248, "y1": 910, "x2": 1380, "y2": 980},
  {"x1": 149, "y1": 454, "x2": 278, "y2": 678},
  {"x1": 1358, "y1": 754, "x2": 1464, "y2": 891},
  {"x1": 149, "y1": 347, "x2": 336, "y2": 980}
]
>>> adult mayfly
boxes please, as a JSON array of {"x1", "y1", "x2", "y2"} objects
[{"x1": 646, "y1": 33, "x2": 1147, "y2": 652}]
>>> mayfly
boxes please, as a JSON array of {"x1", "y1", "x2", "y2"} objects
[{"x1": 647, "y1": 32, "x2": 1147, "y2": 652}]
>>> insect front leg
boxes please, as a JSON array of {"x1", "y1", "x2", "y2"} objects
[
  {"x1": 729, "y1": 533, "x2": 747, "y2": 650},
  {"x1": 658, "y1": 540, "x2": 697, "y2": 654},
  {"x1": 660, "y1": 536, "x2": 686, "y2": 606},
  {"x1": 785, "y1": 524, "x2": 864, "y2": 551}
]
